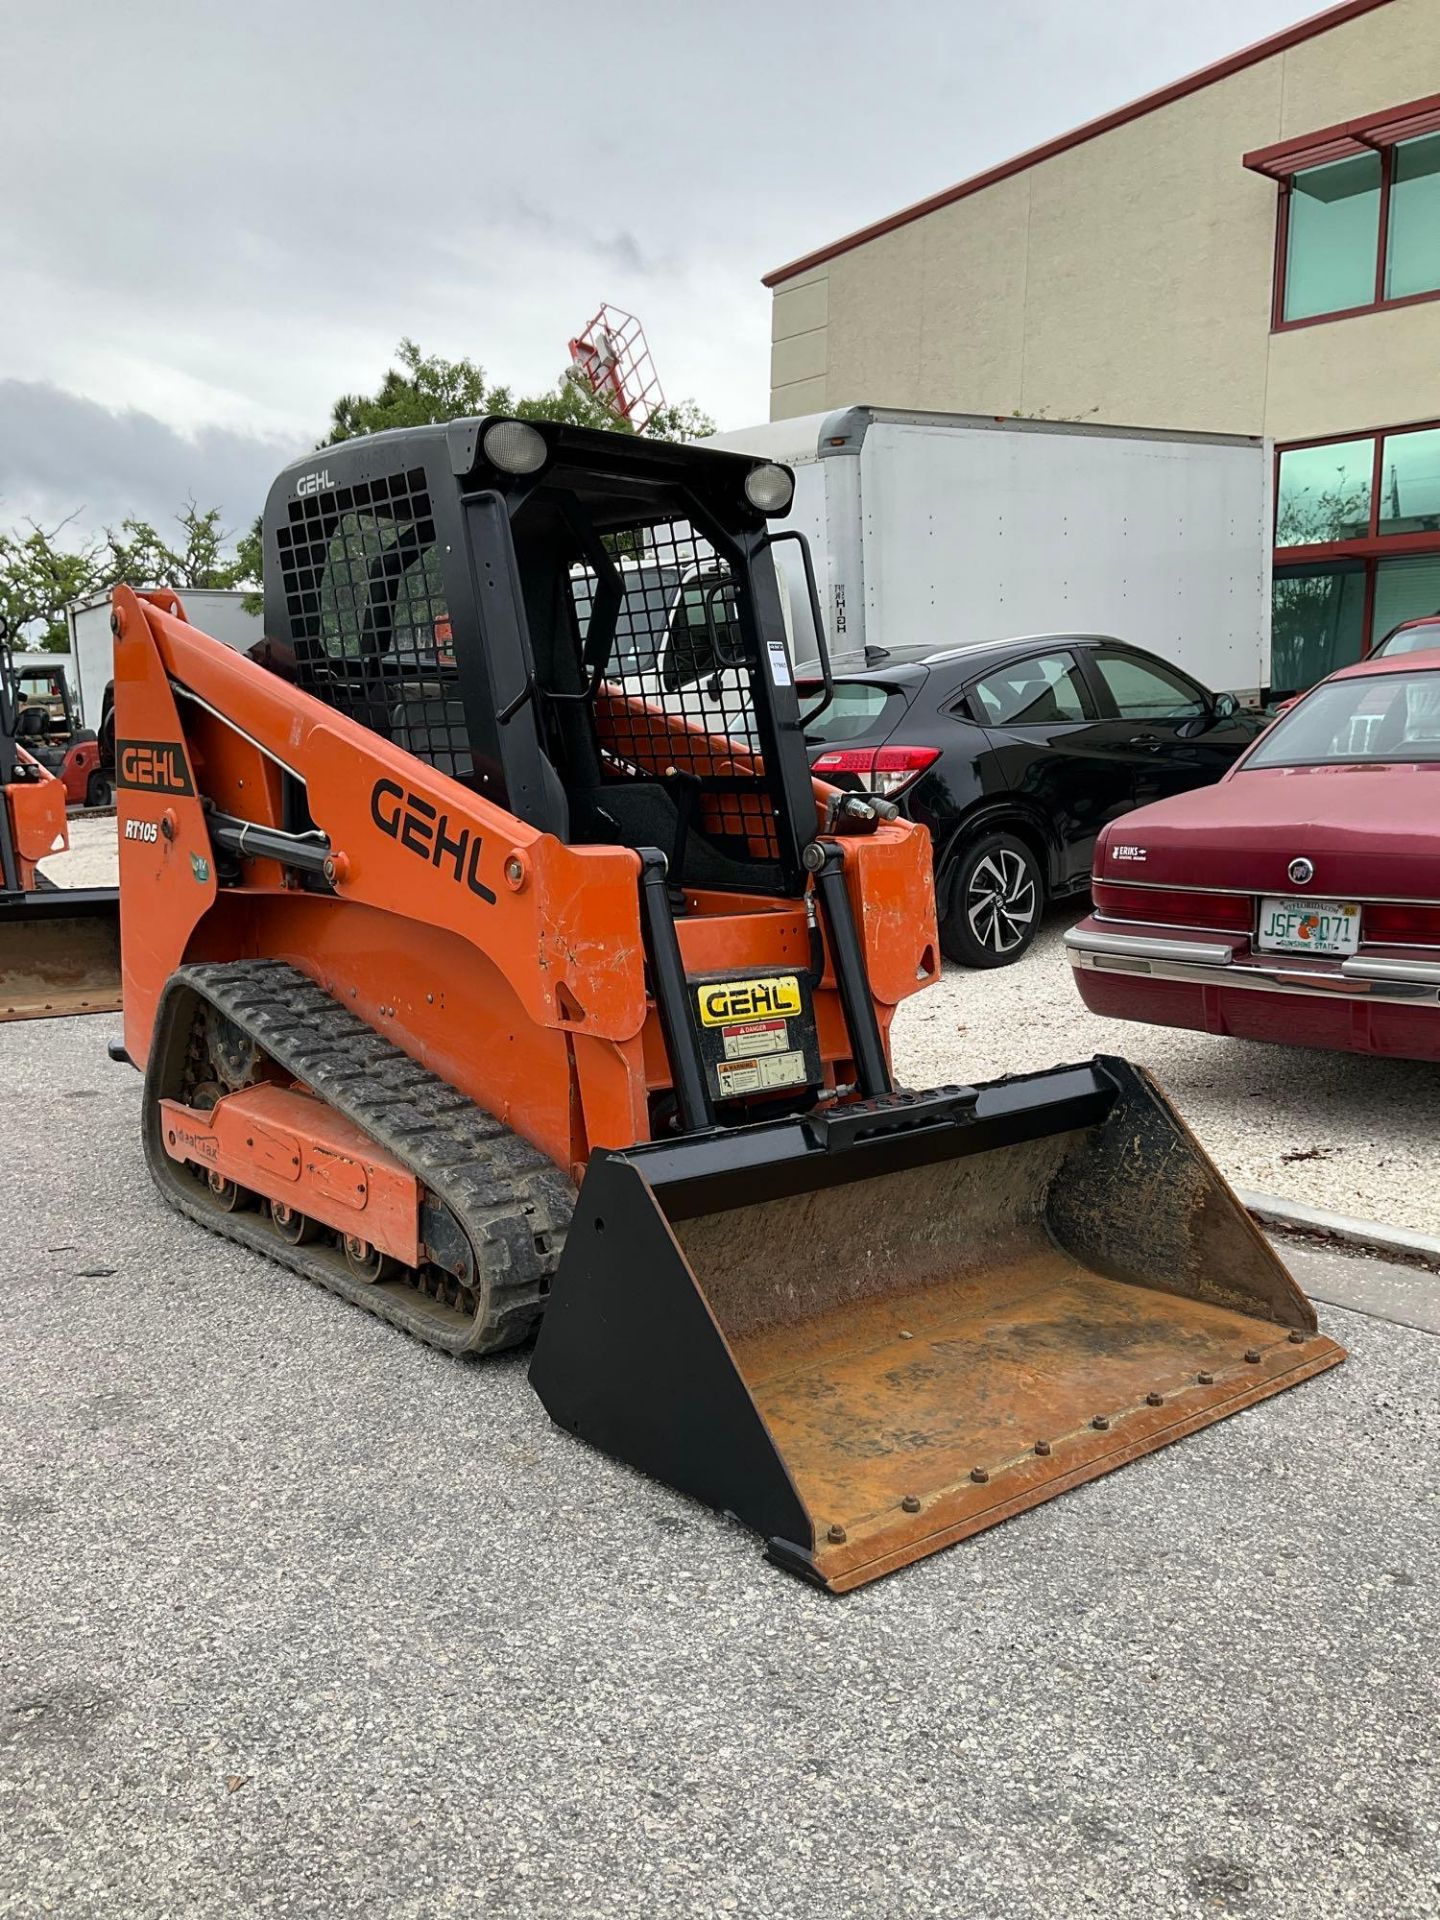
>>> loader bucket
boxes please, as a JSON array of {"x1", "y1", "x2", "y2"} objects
[
  {"x1": 0, "y1": 887, "x2": 122, "y2": 1021},
  {"x1": 530, "y1": 1057, "x2": 1345, "y2": 1592}
]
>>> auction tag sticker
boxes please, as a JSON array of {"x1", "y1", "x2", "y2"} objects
[{"x1": 766, "y1": 639, "x2": 792, "y2": 686}]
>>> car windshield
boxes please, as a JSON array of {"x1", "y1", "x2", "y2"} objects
[
  {"x1": 1373, "y1": 620, "x2": 1440, "y2": 658},
  {"x1": 1244, "y1": 668, "x2": 1440, "y2": 767}
]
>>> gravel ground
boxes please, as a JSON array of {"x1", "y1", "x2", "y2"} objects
[
  {"x1": 38, "y1": 813, "x2": 118, "y2": 892},
  {"x1": 2, "y1": 1012, "x2": 1439, "y2": 1919},
  {"x1": 892, "y1": 904, "x2": 1440, "y2": 1237},
  {"x1": 39, "y1": 818, "x2": 1439, "y2": 1230}
]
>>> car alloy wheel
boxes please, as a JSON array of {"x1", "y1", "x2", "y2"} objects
[{"x1": 966, "y1": 847, "x2": 1038, "y2": 956}]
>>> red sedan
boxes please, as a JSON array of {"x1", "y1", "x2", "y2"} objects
[{"x1": 1067, "y1": 650, "x2": 1440, "y2": 1063}]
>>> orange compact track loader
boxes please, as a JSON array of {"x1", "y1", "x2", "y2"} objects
[
  {"x1": 0, "y1": 633, "x2": 120, "y2": 1021},
  {"x1": 114, "y1": 419, "x2": 1342, "y2": 1590}
]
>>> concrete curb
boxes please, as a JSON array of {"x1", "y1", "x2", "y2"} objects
[{"x1": 1240, "y1": 1188, "x2": 1440, "y2": 1273}]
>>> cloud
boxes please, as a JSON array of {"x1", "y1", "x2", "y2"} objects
[
  {"x1": 0, "y1": 380, "x2": 302, "y2": 541},
  {"x1": 0, "y1": 0, "x2": 1327, "y2": 510}
]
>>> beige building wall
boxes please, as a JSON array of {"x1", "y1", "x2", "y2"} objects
[{"x1": 768, "y1": 0, "x2": 1440, "y2": 446}]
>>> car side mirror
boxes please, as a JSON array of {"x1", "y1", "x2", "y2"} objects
[{"x1": 1212, "y1": 692, "x2": 1239, "y2": 721}]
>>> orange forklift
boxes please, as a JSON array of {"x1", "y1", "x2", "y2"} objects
[
  {"x1": 6, "y1": 657, "x2": 108, "y2": 809},
  {"x1": 0, "y1": 629, "x2": 120, "y2": 1020},
  {"x1": 111, "y1": 419, "x2": 1342, "y2": 1590}
]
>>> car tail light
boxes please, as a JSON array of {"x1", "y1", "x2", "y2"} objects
[
  {"x1": 812, "y1": 745, "x2": 941, "y2": 798},
  {"x1": 1094, "y1": 882, "x2": 1254, "y2": 932},
  {"x1": 1363, "y1": 902, "x2": 1440, "y2": 946}
]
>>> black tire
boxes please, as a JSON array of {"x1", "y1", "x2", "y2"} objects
[
  {"x1": 939, "y1": 830, "x2": 1044, "y2": 969},
  {"x1": 85, "y1": 771, "x2": 111, "y2": 809}
]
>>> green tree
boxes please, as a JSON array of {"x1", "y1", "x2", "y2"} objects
[
  {"x1": 0, "y1": 514, "x2": 109, "y2": 651},
  {"x1": 325, "y1": 336, "x2": 712, "y2": 445},
  {"x1": 235, "y1": 337, "x2": 715, "y2": 606},
  {"x1": 106, "y1": 502, "x2": 249, "y2": 595},
  {"x1": 0, "y1": 505, "x2": 252, "y2": 650}
]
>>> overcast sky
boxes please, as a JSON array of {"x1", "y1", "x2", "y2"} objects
[{"x1": 2, "y1": 0, "x2": 1328, "y2": 542}]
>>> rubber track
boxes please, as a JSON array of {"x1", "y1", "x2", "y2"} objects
[{"x1": 144, "y1": 959, "x2": 576, "y2": 1355}]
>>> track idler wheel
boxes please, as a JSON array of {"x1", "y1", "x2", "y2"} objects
[
  {"x1": 344, "y1": 1235, "x2": 397, "y2": 1284},
  {"x1": 271, "y1": 1200, "x2": 319, "y2": 1245}
]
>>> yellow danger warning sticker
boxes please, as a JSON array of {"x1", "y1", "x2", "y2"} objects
[{"x1": 696, "y1": 975, "x2": 802, "y2": 1027}]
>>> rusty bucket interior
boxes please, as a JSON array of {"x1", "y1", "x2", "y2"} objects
[
  {"x1": 0, "y1": 888, "x2": 122, "y2": 1021},
  {"x1": 531, "y1": 1058, "x2": 1345, "y2": 1592}
]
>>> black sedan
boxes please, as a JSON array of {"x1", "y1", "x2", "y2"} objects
[{"x1": 804, "y1": 633, "x2": 1264, "y2": 968}]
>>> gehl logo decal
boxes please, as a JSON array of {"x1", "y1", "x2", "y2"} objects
[
  {"x1": 116, "y1": 739, "x2": 194, "y2": 795},
  {"x1": 698, "y1": 976, "x2": 802, "y2": 1026},
  {"x1": 370, "y1": 778, "x2": 496, "y2": 903},
  {"x1": 295, "y1": 468, "x2": 334, "y2": 497}
]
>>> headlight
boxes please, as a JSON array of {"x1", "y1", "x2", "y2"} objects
[
  {"x1": 743, "y1": 463, "x2": 794, "y2": 514},
  {"x1": 482, "y1": 420, "x2": 548, "y2": 476}
]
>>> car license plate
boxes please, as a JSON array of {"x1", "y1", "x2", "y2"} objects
[{"x1": 1256, "y1": 897, "x2": 1360, "y2": 957}]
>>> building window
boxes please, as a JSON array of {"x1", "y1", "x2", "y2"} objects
[
  {"x1": 1386, "y1": 132, "x2": 1440, "y2": 300},
  {"x1": 1283, "y1": 155, "x2": 1381, "y2": 322},
  {"x1": 1376, "y1": 427, "x2": 1440, "y2": 537},
  {"x1": 1271, "y1": 421, "x2": 1440, "y2": 693},
  {"x1": 1276, "y1": 425, "x2": 1440, "y2": 549},
  {"x1": 1246, "y1": 97, "x2": 1440, "y2": 328},
  {"x1": 1371, "y1": 552, "x2": 1440, "y2": 643},
  {"x1": 1272, "y1": 561, "x2": 1366, "y2": 692},
  {"x1": 1276, "y1": 437, "x2": 1373, "y2": 546}
]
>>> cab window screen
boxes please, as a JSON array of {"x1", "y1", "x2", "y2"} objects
[
  {"x1": 593, "y1": 516, "x2": 776, "y2": 865},
  {"x1": 275, "y1": 467, "x2": 468, "y2": 778},
  {"x1": 664, "y1": 577, "x2": 742, "y2": 691},
  {"x1": 571, "y1": 564, "x2": 679, "y2": 674}
]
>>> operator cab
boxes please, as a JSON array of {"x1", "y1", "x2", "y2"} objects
[{"x1": 262, "y1": 418, "x2": 821, "y2": 898}]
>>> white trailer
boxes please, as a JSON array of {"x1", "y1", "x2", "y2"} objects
[
  {"x1": 708, "y1": 408, "x2": 1271, "y2": 698},
  {"x1": 66, "y1": 587, "x2": 262, "y2": 732}
]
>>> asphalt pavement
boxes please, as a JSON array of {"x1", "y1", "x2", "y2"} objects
[{"x1": 3, "y1": 1012, "x2": 1438, "y2": 1919}]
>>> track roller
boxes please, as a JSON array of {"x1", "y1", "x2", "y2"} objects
[{"x1": 270, "y1": 1200, "x2": 319, "y2": 1245}]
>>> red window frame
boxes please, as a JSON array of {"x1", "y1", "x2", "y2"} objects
[
  {"x1": 1245, "y1": 92, "x2": 1440, "y2": 333},
  {"x1": 1274, "y1": 417, "x2": 1440, "y2": 659},
  {"x1": 1275, "y1": 419, "x2": 1440, "y2": 559}
]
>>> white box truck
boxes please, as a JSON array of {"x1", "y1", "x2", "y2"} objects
[
  {"x1": 66, "y1": 587, "x2": 262, "y2": 734},
  {"x1": 708, "y1": 408, "x2": 1271, "y2": 698}
]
